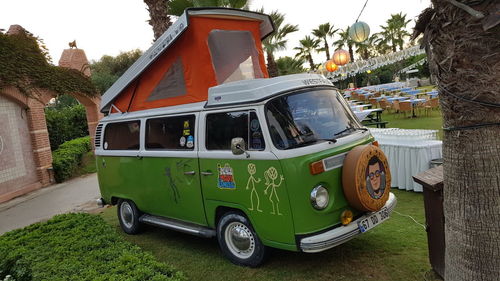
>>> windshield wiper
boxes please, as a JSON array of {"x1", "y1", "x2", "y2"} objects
[
  {"x1": 284, "y1": 137, "x2": 337, "y2": 150},
  {"x1": 334, "y1": 127, "x2": 368, "y2": 136},
  {"x1": 318, "y1": 138, "x2": 337, "y2": 143}
]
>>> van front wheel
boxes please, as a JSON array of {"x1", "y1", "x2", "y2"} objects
[
  {"x1": 217, "y1": 212, "x2": 267, "y2": 267},
  {"x1": 117, "y1": 199, "x2": 142, "y2": 234}
]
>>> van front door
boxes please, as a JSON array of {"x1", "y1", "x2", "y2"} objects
[
  {"x1": 141, "y1": 113, "x2": 207, "y2": 225},
  {"x1": 199, "y1": 109, "x2": 295, "y2": 245}
]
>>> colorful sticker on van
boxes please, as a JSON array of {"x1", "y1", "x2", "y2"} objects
[{"x1": 217, "y1": 163, "x2": 236, "y2": 189}]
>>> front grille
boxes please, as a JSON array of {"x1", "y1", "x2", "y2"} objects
[{"x1": 94, "y1": 124, "x2": 103, "y2": 147}]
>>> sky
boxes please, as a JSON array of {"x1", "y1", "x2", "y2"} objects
[{"x1": 0, "y1": 0, "x2": 431, "y2": 64}]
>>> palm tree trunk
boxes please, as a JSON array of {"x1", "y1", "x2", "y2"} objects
[
  {"x1": 266, "y1": 50, "x2": 278, "y2": 78},
  {"x1": 307, "y1": 54, "x2": 315, "y2": 70},
  {"x1": 348, "y1": 44, "x2": 355, "y2": 63},
  {"x1": 324, "y1": 38, "x2": 330, "y2": 61},
  {"x1": 144, "y1": 0, "x2": 172, "y2": 40},
  {"x1": 419, "y1": 1, "x2": 500, "y2": 280}
]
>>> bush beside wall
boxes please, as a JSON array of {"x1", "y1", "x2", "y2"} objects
[
  {"x1": 0, "y1": 213, "x2": 184, "y2": 281},
  {"x1": 52, "y1": 136, "x2": 91, "y2": 183},
  {"x1": 45, "y1": 104, "x2": 88, "y2": 151}
]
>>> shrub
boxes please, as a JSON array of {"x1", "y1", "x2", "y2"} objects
[
  {"x1": 52, "y1": 136, "x2": 91, "y2": 183},
  {"x1": 0, "y1": 213, "x2": 184, "y2": 281},
  {"x1": 45, "y1": 104, "x2": 88, "y2": 151}
]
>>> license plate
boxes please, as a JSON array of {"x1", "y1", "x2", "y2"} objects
[{"x1": 357, "y1": 207, "x2": 390, "y2": 233}]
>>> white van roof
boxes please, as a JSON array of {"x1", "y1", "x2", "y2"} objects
[
  {"x1": 100, "y1": 73, "x2": 333, "y2": 122},
  {"x1": 206, "y1": 73, "x2": 333, "y2": 107}
]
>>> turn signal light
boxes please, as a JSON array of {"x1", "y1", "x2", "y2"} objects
[
  {"x1": 340, "y1": 210, "x2": 353, "y2": 225},
  {"x1": 309, "y1": 160, "x2": 325, "y2": 175},
  {"x1": 372, "y1": 141, "x2": 379, "y2": 147}
]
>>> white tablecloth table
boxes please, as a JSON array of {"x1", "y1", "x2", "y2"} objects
[
  {"x1": 354, "y1": 108, "x2": 380, "y2": 121},
  {"x1": 369, "y1": 128, "x2": 442, "y2": 192}
]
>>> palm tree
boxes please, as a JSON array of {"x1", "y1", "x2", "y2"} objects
[
  {"x1": 312, "y1": 23, "x2": 338, "y2": 61},
  {"x1": 168, "y1": 0, "x2": 249, "y2": 16},
  {"x1": 355, "y1": 34, "x2": 377, "y2": 60},
  {"x1": 333, "y1": 27, "x2": 355, "y2": 62},
  {"x1": 379, "y1": 13, "x2": 411, "y2": 52},
  {"x1": 144, "y1": 0, "x2": 173, "y2": 40},
  {"x1": 294, "y1": 36, "x2": 319, "y2": 71},
  {"x1": 258, "y1": 10, "x2": 299, "y2": 77},
  {"x1": 276, "y1": 56, "x2": 305, "y2": 76},
  {"x1": 414, "y1": 2, "x2": 500, "y2": 280},
  {"x1": 371, "y1": 32, "x2": 392, "y2": 55}
]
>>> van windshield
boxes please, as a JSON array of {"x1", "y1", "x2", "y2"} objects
[{"x1": 265, "y1": 88, "x2": 361, "y2": 150}]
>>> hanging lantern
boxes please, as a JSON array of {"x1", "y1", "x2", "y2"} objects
[
  {"x1": 325, "y1": 60, "x2": 338, "y2": 72},
  {"x1": 349, "y1": 21, "x2": 370, "y2": 43},
  {"x1": 332, "y1": 49, "x2": 350, "y2": 66}
]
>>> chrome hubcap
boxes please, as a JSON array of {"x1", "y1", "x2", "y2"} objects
[
  {"x1": 225, "y1": 222, "x2": 255, "y2": 259},
  {"x1": 120, "y1": 202, "x2": 134, "y2": 228}
]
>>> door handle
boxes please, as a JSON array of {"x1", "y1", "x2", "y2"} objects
[
  {"x1": 201, "y1": 171, "x2": 213, "y2": 176},
  {"x1": 184, "y1": 171, "x2": 196, "y2": 175}
]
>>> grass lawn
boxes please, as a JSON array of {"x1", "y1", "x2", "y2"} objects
[{"x1": 101, "y1": 189, "x2": 439, "y2": 281}]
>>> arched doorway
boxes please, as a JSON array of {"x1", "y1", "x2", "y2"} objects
[{"x1": 0, "y1": 25, "x2": 103, "y2": 203}]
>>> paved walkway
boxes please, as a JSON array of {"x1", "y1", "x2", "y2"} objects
[{"x1": 0, "y1": 173, "x2": 101, "y2": 235}]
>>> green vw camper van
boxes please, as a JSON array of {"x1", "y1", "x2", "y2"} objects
[{"x1": 95, "y1": 8, "x2": 396, "y2": 267}]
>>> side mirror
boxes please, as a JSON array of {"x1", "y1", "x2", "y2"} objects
[{"x1": 231, "y1": 138, "x2": 249, "y2": 158}]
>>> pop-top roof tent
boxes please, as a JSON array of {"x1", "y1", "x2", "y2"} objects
[{"x1": 100, "y1": 8, "x2": 274, "y2": 114}]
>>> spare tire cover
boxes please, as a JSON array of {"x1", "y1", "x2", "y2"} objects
[{"x1": 342, "y1": 144, "x2": 391, "y2": 212}]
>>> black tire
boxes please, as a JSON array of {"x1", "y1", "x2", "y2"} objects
[
  {"x1": 117, "y1": 199, "x2": 142, "y2": 234},
  {"x1": 217, "y1": 212, "x2": 267, "y2": 267}
]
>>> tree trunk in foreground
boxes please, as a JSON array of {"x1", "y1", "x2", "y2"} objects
[
  {"x1": 144, "y1": 0, "x2": 172, "y2": 40},
  {"x1": 417, "y1": 1, "x2": 500, "y2": 280}
]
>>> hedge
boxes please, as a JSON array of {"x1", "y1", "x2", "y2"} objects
[
  {"x1": 52, "y1": 136, "x2": 91, "y2": 183},
  {"x1": 0, "y1": 213, "x2": 184, "y2": 281},
  {"x1": 45, "y1": 104, "x2": 89, "y2": 151}
]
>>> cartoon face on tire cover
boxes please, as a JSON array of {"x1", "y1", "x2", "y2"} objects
[{"x1": 365, "y1": 156, "x2": 386, "y2": 199}]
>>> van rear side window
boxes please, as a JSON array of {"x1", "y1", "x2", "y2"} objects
[
  {"x1": 103, "y1": 121, "x2": 140, "y2": 150},
  {"x1": 146, "y1": 115, "x2": 195, "y2": 150}
]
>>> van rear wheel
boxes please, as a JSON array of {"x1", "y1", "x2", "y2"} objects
[
  {"x1": 117, "y1": 199, "x2": 142, "y2": 234},
  {"x1": 217, "y1": 212, "x2": 267, "y2": 267}
]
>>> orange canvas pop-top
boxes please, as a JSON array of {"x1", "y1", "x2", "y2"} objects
[{"x1": 100, "y1": 8, "x2": 274, "y2": 114}]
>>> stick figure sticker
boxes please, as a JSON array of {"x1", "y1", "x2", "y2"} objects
[
  {"x1": 264, "y1": 167, "x2": 284, "y2": 215},
  {"x1": 245, "y1": 163, "x2": 262, "y2": 212}
]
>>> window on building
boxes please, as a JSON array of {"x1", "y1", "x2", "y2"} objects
[
  {"x1": 207, "y1": 30, "x2": 264, "y2": 84},
  {"x1": 146, "y1": 115, "x2": 195, "y2": 150},
  {"x1": 103, "y1": 121, "x2": 140, "y2": 150},
  {"x1": 206, "y1": 111, "x2": 265, "y2": 151}
]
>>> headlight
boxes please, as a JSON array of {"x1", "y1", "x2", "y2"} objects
[{"x1": 310, "y1": 185, "x2": 329, "y2": 210}]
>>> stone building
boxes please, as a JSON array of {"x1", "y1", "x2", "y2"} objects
[{"x1": 0, "y1": 25, "x2": 102, "y2": 203}]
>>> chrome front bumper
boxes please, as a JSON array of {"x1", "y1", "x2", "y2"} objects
[{"x1": 300, "y1": 192, "x2": 397, "y2": 253}]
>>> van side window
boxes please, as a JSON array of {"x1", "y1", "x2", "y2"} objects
[
  {"x1": 206, "y1": 111, "x2": 265, "y2": 151},
  {"x1": 103, "y1": 121, "x2": 140, "y2": 150},
  {"x1": 146, "y1": 115, "x2": 195, "y2": 150}
]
